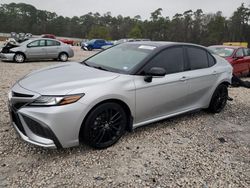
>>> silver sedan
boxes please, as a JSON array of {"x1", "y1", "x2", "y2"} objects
[
  {"x1": 8, "y1": 42, "x2": 232, "y2": 149},
  {"x1": 0, "y1": 38, "x2": 74, "y2": 63}
]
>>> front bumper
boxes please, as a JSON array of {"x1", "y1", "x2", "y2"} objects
[
  {"x1": 8, "y1": 84, "x2": 89, "y2": 149},
  {"x1": 0, "y1": 53, "x2": 15, "y2": 61}
]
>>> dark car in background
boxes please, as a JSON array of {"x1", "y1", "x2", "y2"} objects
[
  {"x1": 81, "y1": 39, "x2": 113, "y2": 51},
  {"x1": 209, "y1": 45, "x2": 250, "y2": 76},
  {"x1": 41, "y1": 34, "x2": 74, "y2": 46}
]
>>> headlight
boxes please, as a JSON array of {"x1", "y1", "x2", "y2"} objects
[
  {"x1": 29, "y1": 94, "x2": 84, "y2": 106},
  {"x1": 84, "y1": 43, "x2": 88, "y2": 46}
]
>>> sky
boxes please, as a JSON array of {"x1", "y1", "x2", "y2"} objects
[{"x1": 1, "y1": 0, "x2": 249, "y2": 19}]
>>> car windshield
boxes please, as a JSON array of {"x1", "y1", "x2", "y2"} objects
[
  {"x1": 84, "y1": 43, "x2": 155, "y2": 73},
  {"x1": 209, "y1": 46, "x2": 234, "y2": 57}
]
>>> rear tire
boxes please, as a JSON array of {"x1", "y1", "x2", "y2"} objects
[
  {"x1": 208, "y1": 84, "x2": 228, "y2": 113},
  {"x1": 14, "y1": 53, "x2": 25, "y2": 63},
  {"x1": 58, "y1": 52, "x2": 68, "y2": 62},
  {"x1": 81, "y1": 102, "x2": 127, "y2": 149}
]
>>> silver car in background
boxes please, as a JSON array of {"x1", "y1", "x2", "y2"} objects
[
  {"x1": 8, "y1": 42, "x2": 232, "y2": 149},
  {"x1": 0, "y1": 38, "x2": 74, "y2": 63}
]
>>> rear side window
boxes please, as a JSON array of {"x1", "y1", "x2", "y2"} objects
[
  {"x1": 207, "y1": 53, "x2": 216, "y2": 67},
  {"x1": 187, "y1": 47, "x2": 209, "y2": 70},
  {"x1": 144, "y1": 47, "x2": 184, "y2": 74},
  {"x1": 46, "y1": 40, "x2": 61, "y2": 46}
]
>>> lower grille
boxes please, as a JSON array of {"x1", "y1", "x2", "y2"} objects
[
  {"x1": 22, "y1": 116, "x2": 51, "y2": 139},
  {"x1": 11, "y1": 110, "x2": 26, "y2": 136},
  {"x1": 13, "y1": 102, "x2": 28, "y2": 110}
]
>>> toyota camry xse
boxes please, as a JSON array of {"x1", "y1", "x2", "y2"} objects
[{"x1": 8, "y1": 42, "x2": 233, "y2": 149}]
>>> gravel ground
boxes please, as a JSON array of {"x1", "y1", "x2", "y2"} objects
[{"x1": 0, "y1": 46, "x2": 249, "y2": 187}]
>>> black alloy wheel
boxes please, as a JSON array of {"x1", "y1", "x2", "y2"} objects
[
  {"x1": 82, "y1": 102, "x2": 127, "y2": 149},
  {"x1": 208, "y1": 84, "x2": 228, "y2": 113}
]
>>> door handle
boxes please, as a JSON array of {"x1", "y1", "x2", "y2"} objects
[
  {"x1": 179, "y1": 76, "x2": 188, "y2": 81},
  {"x1": 212, "y1": 71, "x2": 217, "y2": 75}
]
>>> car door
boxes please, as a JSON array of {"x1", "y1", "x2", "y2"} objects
[
  {"x1": 95, "y1": 40, "x2": 105, "y2": 49},
  {"x1": 134, "y1": 46, "x2": 189, "y2": 124},
  {"x1": 45, "y1": 40, "x2": 61, "y2": 58},
  {"x1": 232, "y1": 48, "x2": 248, "y2": 75},
  {"x1": 184, "y1": 46, "x2": 218, "y2": 108},
  {"x1": 26, "y1": 40, "x2": 46, "y2": 59}
]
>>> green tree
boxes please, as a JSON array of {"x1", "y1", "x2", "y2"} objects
[{"x1": 128, "y1": 25, "x2": 142, "y2": 38}]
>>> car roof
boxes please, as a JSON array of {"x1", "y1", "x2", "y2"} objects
[
  {"x1": 19, "y1": 38, "x2": 62, "y2": 45},
  {"x1": 209, "y1": 45, "x2": 242, "y2": 49},
  {"x1": 126, "y1": 41, "x2": 207, "y2": 49}
]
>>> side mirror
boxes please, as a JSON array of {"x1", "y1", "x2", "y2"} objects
[{"x1": 144, "y1": 67, "x2": 166, "y2": 82}]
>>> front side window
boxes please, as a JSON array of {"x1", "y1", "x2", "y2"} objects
[
  {"x1": 187, "y1": 47, "x2": 209, "y2": 70},
  {"x1": 27, "y1": 40, "x2": 40, "y2": 47},
  {"x1": 143, "y1": 47, "x2": 184, "y2": 74},
  {"x1": 27, "y1": 40, "x2": 45, "y2": 47},
  {"x1": 40, "y1": 40, "x2": 46, "y2": 46},
  {"x1": 235, "y1": 49, "x2": 244, "y2": 57}
]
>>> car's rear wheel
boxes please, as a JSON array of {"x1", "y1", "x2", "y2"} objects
[
  {"x1": 14, "y1": 53, "x2": 25, "y2": 63},
  {"x1": 82, "y1": 102, "x2": 127, "y2": 149},
  {"x1": 208, "y1": 84, "x2": 228, "y2": 113},
  {"x1": 58, "y1": 52, "x2": 68, "y2": 62}
]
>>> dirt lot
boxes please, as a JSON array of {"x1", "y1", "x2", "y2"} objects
[{"x1": 0, "y1": 46, "x2": 249, "y2": 187}]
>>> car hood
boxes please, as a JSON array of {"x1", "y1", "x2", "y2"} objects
[{"x1": 18, "y1": 62, "x2": 120, "y2": 95}]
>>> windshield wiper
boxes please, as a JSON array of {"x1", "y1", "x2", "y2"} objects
[
  {"x1": 82, "y1": 61, "x2": 90, "y2": 66},
  {"x1": 82, "y1": 61, "x2": 109, "y2": 71},
  {"x1": 92, "y1": 65, "x2": 109, "y2": 71}
]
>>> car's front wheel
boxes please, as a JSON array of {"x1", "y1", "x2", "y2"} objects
[
  {"x1": 208, "y1": 84, "x2": 228, "y2": 113},
  {"x1": 14, "y1": 53, "x2": 25, "y2": 63},
  {"x1": 87, "y1": 46, "x2": 93, "y2": 51},
  {"x1": 82, "y1": 102, "x2": 127, "y2": 149}
]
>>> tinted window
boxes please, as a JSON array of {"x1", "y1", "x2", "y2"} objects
[
  {"x1": 236, "y1": 49, "x2": 244, "y2": 57},
  {"x1": 187, "y1": 47, "x2": 208, "y2": 70},
  {"x1": 207, "y1": 53, "x2": 216, "y2": 67},
  {"x1": 46, "y1": 40, "x2": 60, "y2": 46},
  {"x1": 143, "y1": 47, "x2": 184, "y2": 74}
]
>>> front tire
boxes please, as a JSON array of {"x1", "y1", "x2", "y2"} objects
[
  {"x1": 87, "y1": 46, "x2": 93, "y2": 51},
  {"x1": 82, "y1": 102, "x2": 127, "y2": 149},
  {"x1": 208, "y1": 84, "x2": 228, "y2": 113},
  {"x1": 14, "y1": 53, "x2": 25, "y2": 63}
]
